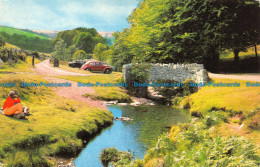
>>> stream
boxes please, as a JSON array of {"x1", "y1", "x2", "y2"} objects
[{"x1": 74, "y1": 104, "x2": 191, "y2": 167}]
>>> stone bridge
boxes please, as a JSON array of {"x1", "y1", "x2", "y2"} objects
[{"x1": 123, "y1": 63, "x2": 208, "y2": 83}]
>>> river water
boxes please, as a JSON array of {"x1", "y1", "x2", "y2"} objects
[{"x1": 74, "y1": 105, "x2": 191, "y2": 167}]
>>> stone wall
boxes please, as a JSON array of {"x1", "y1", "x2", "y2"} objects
[{"x1": 123, "y1": 63, "x2": 208, "y2": 83}]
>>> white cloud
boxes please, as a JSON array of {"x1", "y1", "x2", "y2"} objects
[{"x1": 0, "y1": 0, "x2": 138, "y2": 31}]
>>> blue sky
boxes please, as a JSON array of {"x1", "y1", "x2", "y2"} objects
[{"x1": 0, "y1": 0, "x2": 139, "y2": 31}]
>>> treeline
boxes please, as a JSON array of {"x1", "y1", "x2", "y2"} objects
[
  {"x1": 51, "y1": 27, "x2": 107, "y2": 61},
  {"x1": 108, "y1": 0, "x2": 260, "y2": 72},
  {"x1": 0, "y1": 32, "x2": 53, "y2": 53}
]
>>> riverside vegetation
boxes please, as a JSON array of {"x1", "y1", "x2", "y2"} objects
[
  {"x1": 0, "y1": 58, "x2": 113, "y2": 166},
  {"x1": 98, "y1": 77, "x2": 260, "y2": 166}
]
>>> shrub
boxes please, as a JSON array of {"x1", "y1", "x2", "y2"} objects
[
  {"x1": 245, "y1": 116, "x2": 259, "y2": 130},
  {"x1": 100, "y1": 147, "x2": 120, "y2": 167},
  {"x1": 180, "y1": 97, "x2": 191, "y2": 109},
  {"x1": 171, "y1": 96, "x2": 184, "y2": 107},
  {"x1": 202, "y1": 111, "x2": 228, "y2": 128}
]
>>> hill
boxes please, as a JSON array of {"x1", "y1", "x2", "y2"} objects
[
  {"x1": 0, "y1": 26, "x2": 50, "y2": 40},
  {"x1": 30, "y1": 29, "x2": 60, "y2": 39},
  {"x1": 0, "y1": 26, "x2": 53, "y2": 53}
]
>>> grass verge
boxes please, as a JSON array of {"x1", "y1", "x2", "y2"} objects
[
  {"x1": 181, "y1": 78, "x2": 260, "y2": 117},
  {"x1": 0, "y1": 74, "x2": 113, "y2": 166},
  {"x1": 0, "y1": 56, "x2": 41, "y2": 73}
]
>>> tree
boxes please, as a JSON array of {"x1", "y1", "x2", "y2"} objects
[
  {"x1": 52, "y1": 39, "x2": 67, "y2": 60},
  {"x1": 218, "y1": 0, "x2": 260, "y2": 63},
  {"x1": 93, "y1": 43, "x2": 108, "y2": 62},
  {"x1": 0, "y1": 36, "x2": 6, "y2": 48},
  {"x1": 109, "y1": 0, "x2": 260, "y2": 72},
  {"x1": 51, "y1": 27, "x2": 106, "y2": 54},
  {"x1": 74, "y1": 32, "x2": 94, "y2": 53},
  {"x1": 67, "y1": 45, "x2": 78, "y2": 60},
  {"x1": 110, "y1": 29, "x2": 133, "y2": 71},
  {"x1": 72, "y1": 50, "x2": 88, "y2": 60}
]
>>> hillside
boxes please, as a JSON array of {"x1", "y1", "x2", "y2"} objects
[
  {"x1": 30, "y1": 29, "x2": 59, "y2": 39},
  {"x1": 0, "y1": 26, "x2": 53, "y2": 53},
  {"x1": 0, "y1": 26, "x2": 50, "y2": 40}
]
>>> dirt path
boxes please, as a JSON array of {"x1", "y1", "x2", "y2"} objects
[
  {"x1": 208, "y1": 72, "x2": 260, "y2": 82},
  {"x1": 33, "y1": 59, "x2": 106, "y2": 109},
  {"x1": 33, "y1": 59, "x2": 93, "y2": 76},
  {"x1": 44, "y1": 77, "x2": 106, "y2": 109}
]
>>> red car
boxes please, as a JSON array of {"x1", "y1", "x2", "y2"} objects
[{"x1": 81, "y1": 61, "x2": 112, "y2": 74}]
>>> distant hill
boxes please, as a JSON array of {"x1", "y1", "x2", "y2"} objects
[
  {"x1": 0, "y1": 26, "x2": 50, "y2": 40},
  {"x1": 105, "y1": 37, "x2": 115, "y2": 46},
  {"x1": 97, "y1": 32, "x2": 114, "y2": 46},
  {"x1": 0, "y1": 26, "x2": 53, "y2": 53},
  {"x1": 30, "y1": 29, "x2": 60, "y2": 39},
  {"x1": 98, "y1": 31, "x2": 113, "y2": 37}
]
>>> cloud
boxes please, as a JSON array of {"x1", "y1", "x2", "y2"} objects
[{"x1": 0, "y1": 0, "x2": 138, "y2": 31}]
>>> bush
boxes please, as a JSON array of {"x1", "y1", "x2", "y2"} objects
[
  {"x1": 245, "y1": 116, "x2": 259, "y2": 130},
  {"x1": 171, "y1": 96, "x2": 184, "y2": 107},
  {"x1": 100, "y1": 147, "x2": 120, "y2": 167},
  {"x1": 202, "y1": 111, "x2": 228, "y2": 128}
]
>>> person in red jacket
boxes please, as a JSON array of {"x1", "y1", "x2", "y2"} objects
[{"x1": 3, "y1": 91, "x2": 24, "y2": 117}]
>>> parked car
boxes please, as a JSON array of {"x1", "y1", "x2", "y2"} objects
[
  {"x1": 81, "y1": 61, "x2": 112, "y2": 74},
  {"x1": 68, "y1": 60, "x2": 86, "y2": 68}
]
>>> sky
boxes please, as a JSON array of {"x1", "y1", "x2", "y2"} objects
[{"x1": 0, "y1": 0, "x2": 140, "y2": 31}]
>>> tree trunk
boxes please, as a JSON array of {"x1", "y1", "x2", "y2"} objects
[
  {"x1": 234, "y1": 50, "x2": 239, "y2": 64},
  {"x1": 254, "y1": 44, "x2": 258, "y2": 58},
  {"x1": 32, "y1": 55, "x2": 35, "y2": 66}
]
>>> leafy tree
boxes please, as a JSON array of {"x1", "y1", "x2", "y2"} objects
[
  {"x1": 52, "y1": 39, "x2": 67, "y2": 60},
  {"x1": 222, "y1": 0, "x2": 260, "y2": 62},
  {"x1": 93, "y1": 43, "x2": 108, "y2": 62},
  {"x1": 67, "y1": 45, "x2": 78, "y2": 60},
  {"x1": 72, "y1": 50, "x2": 90, "y2": 60},
  {"x1": 51, "y1": 27, "x2": 107, "y2": 54},
  {"x1": 111, "y1": 29, "x2": 133, "y2": 71},
  {"x1": 74, "y1": 32, "x2": 94, "y2": 53},
  {"x1": 112, "y1": 0, "x2": 260, "y2": 72},
  {"x1": 0, "y1": 36, "x2": 6, "y2": 48}
]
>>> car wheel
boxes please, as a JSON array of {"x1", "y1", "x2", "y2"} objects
[
  {"x1": 85, "y1": 68, "x2": 91, "y2": 71},
  {"x1": 104, "y1": 69, "x2": 111, "y2": 74}
]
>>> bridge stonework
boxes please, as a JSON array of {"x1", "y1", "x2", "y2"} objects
[{"x1": 123, "y1": 63, "x2": 208, "y2": 83}]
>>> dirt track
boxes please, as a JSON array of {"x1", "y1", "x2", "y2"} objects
[
  {"x1": 33, "y1": 59, "x2": 106, "y2": 109},
  {"x1": 33, "y1": 59, "x2": 92, "y2": 76},
  {"x1": 208, "y1": 72, "x2": 260, "y2": 82}
]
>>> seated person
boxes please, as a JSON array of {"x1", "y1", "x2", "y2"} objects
[{"x1": 3, "y1": 91, "x2": 26, "y2": 118}]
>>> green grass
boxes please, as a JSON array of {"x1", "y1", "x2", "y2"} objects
[
  {"x1": 220, "y1": 46, "x2": 259, "y2": 60},
  {"x1": 0, "y1": 26, "x2": 50, "y2": 40},
  {"x1": 59, "y1": 73, "x2": 132, "y2": 103},
  {"x1": 5, "y1": 42, "x2": 21, "y2": 49},
  {"x1": 182, "y1": 78, "x2": 260, "y2": 116},
  {"x1": 0, "y1": 74, "x2": 113, "y2": 166},
  {"x1": 114, "y1": 112, "x2": 259, "y2": 166},
  {"x1": 0, "y1": 56, "x2": 41, "y2": 73}
]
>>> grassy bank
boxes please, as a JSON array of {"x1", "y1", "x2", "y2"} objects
[
  {"x1": 181, "y1": 78, "x2": 260, "y2": 116},
  {"x1": 0, "y1": 74, "x2": 113, "y2": 166},
  {"x1": 220, "y1": 46, "x2": 259, "y2": 60},
  {"x1": 114, "y1": 112, "x2": 259, "y2": 166},
  {"x1": 0, "y1": 57, "x2": 41, "y2": 73},
  {"x1": 179, "y1": 78, "x2": 260, "y2": 150},
  {"x1": 60, "y1": 73, "x2": 132, "y2": 103}
]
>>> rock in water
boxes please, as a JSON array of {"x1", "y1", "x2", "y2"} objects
[
  {"x1": 114, "y1": 117, "x2": 133, "y2": 121},
  {"x1": 0, "y1": 59, "x2": 3, "y2": 68}
]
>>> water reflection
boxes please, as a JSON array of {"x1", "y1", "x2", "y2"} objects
[{"x1": 74, "y1": 105, "x2": 190, "y2": 167}]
